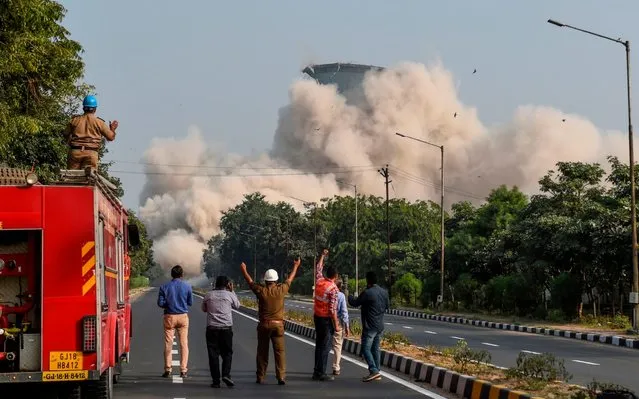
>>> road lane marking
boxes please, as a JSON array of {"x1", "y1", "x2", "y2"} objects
[
  {"x1": 385, "y1": 322, "x2": 393, "y2": 325},
  {"x1": 403, "y1": 326, "x2": 413, "y2": 329},
  {"x1": 572, "y1": 359, "x2": 600, "y2": 366},
  {"x1": 424, "y1": 330, "x2": 437, "y2": 334},
  {"x1": 481, "y1": 342, "x2": 499, "y2": 347},
  {"x1": 171, "y1": 349, "x2": 178, "y2": 354},
  {"x1": 450, "y1": 336, "x2": 464, "y2": 340},
  {"x1": 521, "y1": 350, "x2": 540, "y2": 355},
  {"x1": 224, "y1": 305, "x2": 446, "y2": 398}
]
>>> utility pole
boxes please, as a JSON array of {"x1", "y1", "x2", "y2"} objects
[{"x1": 379, "y1": 164, "x2": 392, "y2": 300}]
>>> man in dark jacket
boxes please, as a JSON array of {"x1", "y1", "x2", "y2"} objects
[{"x1": 348, "y1": 271, "x2": 389, "y2": 382}]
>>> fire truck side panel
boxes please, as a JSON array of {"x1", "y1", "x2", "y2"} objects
[
  {"x1": 41, "y1": 186, "x2": 98, "y2": 373},
  {"x1": 0, "y1": 186, "x2": 44, "y2": 229},
  {"x1": 96, "y1": 189, "x2": 128, "y2": 371}
]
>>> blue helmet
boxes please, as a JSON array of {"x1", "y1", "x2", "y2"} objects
[{"x1": 83, "y1": 95, "x2": 98, "y2": 108}]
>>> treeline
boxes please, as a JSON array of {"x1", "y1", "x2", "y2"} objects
[
  {"x1": 204, "y1": 157, "x2": 639, "y2": 323},
  {"x1": 0, "y1": 0, "x2": 155, "y2": 282}
]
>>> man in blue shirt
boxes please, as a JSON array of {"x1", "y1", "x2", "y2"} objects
[
  {"x1": 158, "y1": 265, "x2": 193, "y2": 378},
  {"x1": 331, "y1": 278, "x2": 350, "y2": 375}
]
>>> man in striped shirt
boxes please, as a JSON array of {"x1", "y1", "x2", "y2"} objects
[{"x1": 312, "y1": 249, "x2": 341, "y2": 382}]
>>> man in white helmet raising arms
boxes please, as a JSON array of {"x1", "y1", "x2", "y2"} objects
[{"x1": 240, "y1": 257, "x2": 301, "y2": 385}]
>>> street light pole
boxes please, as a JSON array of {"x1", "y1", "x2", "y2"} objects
[
  {"x1": 395, "y1": 132, "x2": 446, "y2": 306},
  {"x1": 547, "y1": 18, "x2": 639, "y2": 330}
]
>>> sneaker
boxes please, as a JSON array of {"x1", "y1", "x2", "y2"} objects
[
  {"x1": 313, "y1": 374, "x2": 334, "y2": 381},
  {"x1": 211, "y1": 383, "x2": 221, "y2": 388},
  {"x1": 222, "y1": 376, "x2": 235, "y2": 387},
  {"x1": 278, "y1": 379, "x2": 286, "y2": 385},
  {"x1": 180, "y1": 372, "x2": 187, "y2": 378},
  {"x1": 363, "y1": 372, "x2": 382, "y2": 382},
  {"x1": 161, "y1": 371, "x2": 170, "y2": 378}
]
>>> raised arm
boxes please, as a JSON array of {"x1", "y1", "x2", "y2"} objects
[
  {"x1": 315, "y1": 249, "x2": 328, "y2": 281},
  {"x1": 285, "y1": 257, "x2": 301, "y2": 285},
  {"x1": 240, "y1": 262, "x2": 253, "y2": 286}
]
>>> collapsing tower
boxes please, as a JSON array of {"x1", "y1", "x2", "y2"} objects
[{"x1": 302, "y1": 62, "x2": 385, "y2": 96}]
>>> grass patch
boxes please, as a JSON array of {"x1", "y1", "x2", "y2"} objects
[{"x1": 130, "y1": 276, "x2": 149, "y2": 289}]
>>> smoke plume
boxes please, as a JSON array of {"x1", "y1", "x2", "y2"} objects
[{"x1": 138, "y1": 60, "x2": 629, "y2": 278}]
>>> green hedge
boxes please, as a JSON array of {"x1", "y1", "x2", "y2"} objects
[{"x1": 130, "y1": 276, "x2": 150, "y2": 289}]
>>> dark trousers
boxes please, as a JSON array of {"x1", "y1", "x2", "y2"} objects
[
  {"x1": 206, "y1": 326, "x2": 233, "y2": 383},
  {"x1": 256, "y1": 320, "x2": 286, "y2": 381},
  {"x1": 313, "y1": 315, "x2": 334, "y2": 376}
]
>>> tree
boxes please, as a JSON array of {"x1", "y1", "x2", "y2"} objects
[{"x1": 127, "y1": 210, "x2": 155, "y2": 278}]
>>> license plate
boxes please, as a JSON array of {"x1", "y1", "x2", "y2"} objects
[
  {"x1": 49, "y1": 351, "x2": 83, "y2": 370},
  {"x1": 42, "y1": 370, "x2": 88, "y2": 382}
]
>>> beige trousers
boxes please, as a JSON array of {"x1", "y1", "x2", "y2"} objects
[
  {"x1": 332, "y1": 326, "x2": 344, "y2": 372},
  {"x1": 163, "y1": 314, "x2": 189, "y2": 373}
]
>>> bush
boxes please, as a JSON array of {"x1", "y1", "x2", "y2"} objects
[
  {"x1": 392, "y1": 273, "x2": 423, "y2": 305},
  {"x1": 484, "y1": 274, "x2": 539, "y2": 316},
  {"x1": 453, "y1": 273, "x2": 481, "y2": 309},
  {"x1": 579, "y1": 314, "x2": 631, "y2": 330},
  {"x1": 347, "y1": 278, "x2": 367, "y2": 296},
  {"x1": 546, "y1": 309, "x2": 566, "y2": 323},
  {"x1": 130, "y1": 276, "x2": 149, "y2": 289},
  {"x1": 550, "y1": 273, "x2": 582, "y2": 318},
  {"x1": 446, "y1": 339, "x2": 492, "y2": 374},
  {"x1": 506, "y1": 352, "x2": 572, "y2": 389},
  {"x1": 382, "y1": 331, "x2": 410, "y2": 350}
]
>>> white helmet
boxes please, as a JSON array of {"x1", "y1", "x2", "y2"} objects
[{"x1": 264, "y1": 269, "x2": 279, "y2": 282}]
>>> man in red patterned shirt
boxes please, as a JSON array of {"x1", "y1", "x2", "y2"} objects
[{"x1": 312, "y1": 249, "x2": 341, "y2": 381}]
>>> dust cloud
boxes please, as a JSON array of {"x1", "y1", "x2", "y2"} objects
[{"x1": 138, "y1": 60, "x2": 629, "y2": 278}]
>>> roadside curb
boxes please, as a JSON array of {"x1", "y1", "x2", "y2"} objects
[
  {"x1": 386, "y1": 309, "x2": 639, "y2": 350},
  {"x1": 236, "y1": 305, "x2": 540, "y2": 399}
]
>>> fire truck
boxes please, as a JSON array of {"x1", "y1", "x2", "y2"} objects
[{"x1": 0, "y1": 167, "x2": 139, "y2": 398}]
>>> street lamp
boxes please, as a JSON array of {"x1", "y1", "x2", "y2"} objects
[
  {"x1": 547, "y1": 18, "x2": 639, "y2": 330},
  {"x1": 267, "y1": 215, "x2": 290, "y2": 278},
  {"x1": 395, "y1": 132, "x2": 445, "y2": 306},
  {"x1": 239, "y1": 231, "x2": 257, "y2": 281},
  {"x1": 338, "y1": 179, "x2": 359, "y2": 294}
]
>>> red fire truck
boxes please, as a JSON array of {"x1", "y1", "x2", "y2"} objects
[{"x1": 0, "y1": 167, "x2": 139, "y2": 398}]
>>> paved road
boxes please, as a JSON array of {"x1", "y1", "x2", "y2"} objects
[
  {"x1": 115, "y1": 289, "x2": 450, "y2": 398},
  {"x1": 273, "y1": 295, "x2": 639, "y2": 391}
]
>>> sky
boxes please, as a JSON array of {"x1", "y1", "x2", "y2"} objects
[{"x1": 59, "y1": 0, "x2": 639, "y2": 210}]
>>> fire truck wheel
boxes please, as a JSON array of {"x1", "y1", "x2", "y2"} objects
[{"x1": 81, "y1": 366, "x2": 114, "y2": 399}]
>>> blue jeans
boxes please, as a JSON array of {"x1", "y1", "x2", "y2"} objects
[{"x1": 361, "y1": 329, "x2": 382, "y2": 374}]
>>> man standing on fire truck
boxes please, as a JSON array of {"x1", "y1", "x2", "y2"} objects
[{"x1": 63, "y1": 94, "x2": 118, "y2": 170}]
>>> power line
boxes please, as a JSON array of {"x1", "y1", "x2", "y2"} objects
[
  {"x1": 108, "y1": 167, "x2": 378, "y2": 178},
  {"x1": 109, "y1": 159, "x2": 376, "y2": 172},
  {"x1": 391, "y1": 167, "x2": 485, "y2": 200}
]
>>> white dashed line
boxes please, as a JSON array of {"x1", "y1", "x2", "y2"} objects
[
  {"x1": 171, "y1": 339, "x2": 181, "y2": 383},
  {"x1": 521, "y1": 350, "x2": 540, "y2": 355},
  {"x1": 450, "y1": 336, "x2": 464, "y2": 340},
  {"x1": 481, "y1": 342, "x2": 499, "y2": 347},
  {"x1": 424, "y1": 330, "x2": 437, "y2": 335},
  {"x1": 572, "y1": 359, "x2": 600, "y2": 366},
  {"x1": 384, "y1": 322, "x2": 393, "y2": 325},
  {"x1": 403, "y1": 326, "x2": 413, "y2": 329}
]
